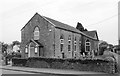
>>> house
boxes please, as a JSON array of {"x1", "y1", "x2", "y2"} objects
[
  {"x1": 21, "y1": 13, "x2": 99, "y2": 59},
  {"x1": 76, "y1": 22, "x2": 99, "y2": 56},
  {"x1": 13, "y1": 45, "x2": 20, "y2": 53}
]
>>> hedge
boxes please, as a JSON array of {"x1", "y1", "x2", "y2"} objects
[
  {"x1": 12, "y1": 57, "x2": 117, "y2": 73},
  {"x1": 12, "y1": 57, "x2": 27, "y2": 66}
]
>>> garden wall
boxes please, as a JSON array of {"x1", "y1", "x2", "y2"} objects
[{"x1": 12, "y1": 57, "x2": 117, "y2": 73}]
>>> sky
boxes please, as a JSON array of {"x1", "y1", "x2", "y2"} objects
[{"x1": 0, "y1": 0, "x2": 119, "y2": 45}]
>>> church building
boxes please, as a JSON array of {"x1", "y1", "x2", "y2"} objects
[{"x1": 21, "y1": 13, "x2": 99, "y2": 59}]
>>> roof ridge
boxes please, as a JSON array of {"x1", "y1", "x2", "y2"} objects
[{"x1": 43, "y1": 16, "x2": 76, "y2": 29}]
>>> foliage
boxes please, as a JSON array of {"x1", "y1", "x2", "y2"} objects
[
  {"x1": 12, "y1": 58, "x2": 27, "y2": 66},
  {"x1": 6, "y1": 52, "x2": 21, "y2": 60},
  {"x1": 12, "y1": 57, "x2": 117, "y2": 73},
  {"x1": 99, "y1": 41, "x2": 108, "y2": 55},
  {"x1": 11, "y1": 41, "x2": 21, "y2": 47},
  {"x1": 1, "y1": 42, "x2": 8, "y2": 54},
  {"x1": 108, "y1": 44, "x2": 114, "y2": 52}
]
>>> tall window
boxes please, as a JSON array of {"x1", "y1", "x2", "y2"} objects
[
  {"x1": 35, "y1": 47, "x2": 37, "y2": 54},
  {"x1": 25, "y1": 45, "x2": 28, "y2": 54},
  {"x1": 68, "y1": 35, "x2": 71, "y2": 43},
  {"x1": 74, "y1": 37, "x2": 77, "y2": 52},
  {"x1": 73, "y1": 37, "x2": 77, "y2": 58},
  {"x1": 62, "y1": 52, "x2": 65, "y2": 58},
  {"x1": 34, "y1": 27, "x2": 40, "y2": 40},
  {"x1": 60, "y1": 34, "x2": 64, "y2": 52},
  {"x1": 68, "y1": 35, "x2": 71, "y2": 52},
  {"x1": 85, "y1": 39, "x2": 91, "y2": 52},
  {"x1": 79, "y1": 38, "x2": 81, "y2": 51}
]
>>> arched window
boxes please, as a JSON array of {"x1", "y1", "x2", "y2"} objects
[
  {"x1": 68, "y1": 35, "x2": 71, "y2": 52},
  {"x1": 34, "y1": 27, "x2": 40, "y2": 40},
  {"x1": 60, "y1": 34, "x2": 64, "y2": 39},
  {"x1": 68, "y1": 35, "x2": 71, "y2": 42},
  {"x1": 85, "y1": 39, "x2": 91, "y2": 52},
  {"x1": 74, "y1": 37, "x2": 77, "y2": 52},
  {"x1": 60, "y1": 34, "x2": 64, "y2": 52}
]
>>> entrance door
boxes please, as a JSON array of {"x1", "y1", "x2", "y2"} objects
[
  {"x1": 28, "y1": 47, "x2": 35, "y2": 57},
  {"x1": 39, "y1": 47, "x2": 43, "y2": 57},
  {"x1": 62, "y1": 52, "x2": 65, "y2": 58}
]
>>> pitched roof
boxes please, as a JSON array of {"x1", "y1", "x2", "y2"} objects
[
  {"x1": 30, "y1": 39, "x2": 43, "y2": 47},
  {"x1": 44, "y1": 16, "x2": 98, "y2": 41},
  {"x1": 21, "y1": 13, "x2": 98, "y2": 41},
  {"x1": 44, "y1": 16, "x2": 82, "y2": 33},
  {"x1": 83, "y1": 31, "x2": 99, "y2": 40}
]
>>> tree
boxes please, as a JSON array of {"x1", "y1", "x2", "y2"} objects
[
  {"x1": 84, "y1": 28, "x2": 88, "y2": 31},
  {"x1": 11, "y1": 41, "x2": 21, "y2": 49},
  {"x1": 76, "y1": 22, "x2": 85, "y2": 31},
  {"x1": 99, "y1": 41, "x2": 108, "y2": 55},
  {"x1": 108, "y1": 44, "x2": 114, "y2": 52},
  {"x1": 12, "y1": 41, "x2": 20, "y2": 46},
  {"x1": 1, "y1": 42, "x2": 8, "y2": 54},
  {"x1": 1, "y1": 42, "x2": 9, "y2": 65}
]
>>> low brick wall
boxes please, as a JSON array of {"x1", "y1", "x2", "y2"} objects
[{"x1": 12, "y1": 57, "x2": 117, "y2": 73}]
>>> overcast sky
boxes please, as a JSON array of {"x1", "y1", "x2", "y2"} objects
[{"x1": 0, "y1": 0, "x2": 119, "y2": 45}]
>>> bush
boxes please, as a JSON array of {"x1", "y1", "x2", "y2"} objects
[
  {"x1": 34, "y1": 61, "x2": 50, "y2": 68},
  {"x1": 12, "y1": 57, "x2": 27, "y2": 66}
]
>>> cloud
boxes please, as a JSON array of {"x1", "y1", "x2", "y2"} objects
[{"x1": 1, "y1": 0, "x2": 119, "y2": 45}]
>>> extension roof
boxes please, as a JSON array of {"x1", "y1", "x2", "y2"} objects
[{"x1": 83, "y1": 31, "x2": 99, "y2": 40}]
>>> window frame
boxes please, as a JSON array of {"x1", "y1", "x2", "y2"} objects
[
  {"x1": 34, "y1": 27, "x2": 40, "y2": 40},
  {"x1": 68, "y1": 45, "x2": 71, "y2": 52},
  {"x1": 74, "y1": 37, "x2": 77, "y2": 52},
  {"x1": 60, "y1": 44, "x2": 64, "y2": 52},
  {"x1": 68, "y1": 35, "x2": 71, "y2": 52},
  {"x1": 60, "y1": 34, "x2": 64, "y2": 52},
  {"x1": 35, "y1": 47, "x2": 38, "y2": 54},
  {"x1": 25, "y1": 45, "x2": 28, "y2": 54},
  {"x1": 79, "y1": 38, "x2": 81, "y2": 51},
  {"x1": 85, "y1": 39, "x2": 91, "y2": 52}
]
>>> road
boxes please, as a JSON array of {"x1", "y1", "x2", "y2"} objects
[
  {"x1": 1, "y1": 69, "x2": 119, "y2": 76},
  {"x1": 2, "y1": 69, "x2": 37, "y2": 74},
  {"x1": 1, "y1": 69, "x2": 58, "y2": 76},
  {"x1": 1, "y1": 68, "x2": 75, "y2": 76}
]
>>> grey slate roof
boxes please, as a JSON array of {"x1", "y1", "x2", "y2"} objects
[
  {"x1": 44, "y1": 16, "x2": 98, "y2": 41},
  {"x1": 44, "y1": 16, "x2": 83, "y2": 33},
  {"x1": 83, "y1": 31, "x2": 99, "y2": 40}
]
